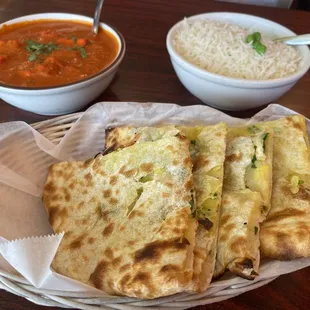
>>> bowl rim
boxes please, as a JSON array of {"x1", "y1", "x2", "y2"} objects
[
  {"x1": 0, "y1": 13, "x2": 126, "y2": 92},
  {"x1": 166, "y1": 12, "x2": 310, "y2": 89}
]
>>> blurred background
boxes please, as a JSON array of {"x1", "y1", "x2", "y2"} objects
[{"x1": 216, "y1": 0, "x2": 310, "y2": 10}]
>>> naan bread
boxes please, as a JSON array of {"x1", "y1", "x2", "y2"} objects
[
  {"x1": 224, "y1": 126, "x2": 273, "y2": 215},
  {"x1": 106, "y1": 124, "x2": 227, "y2": 292},
  {"x1": 259, "y1": 115, "x2": 310, "y2": 259},
  {"x1": 43, "y1": 136, "x2": 197, "y2": 299},
  {"x1": 214, "y1": 127, "x2": 273, "y2": 279},
  {"x1": 215, "y1": 190, "x2": 263, "y2": 279},
  {"x1": 105, "y1": 126, "x2": 180, "y2": 154},
  {"x1": 178, "y1": 125, "x2": 227, "y2": 292}
]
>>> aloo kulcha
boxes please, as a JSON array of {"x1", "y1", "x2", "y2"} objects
[
  {"x1": 0, "y1": 20, "x2": 119, "y2": 88},
  {"x1": 105, "y1": 124, "x2": 228, "y2": 292},
  {"x1": 259, "y1": 115, "x2": 310, "y2": 260},
  {"x1": 214, "y1": 126, "x2": 273, "y2": 280},
  {"x1": 42, "y1": 115, "x2": 310, "y2": 298},
  {"x1": 43, "y1": 135, "x2": 197, "y2": 299}
]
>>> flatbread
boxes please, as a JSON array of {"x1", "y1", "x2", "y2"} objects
[
  {"x1": 43, "y1": 135, "x2": 197, "y2": 299},
  {"x1": 224, "y1": 126, "x2": 273, "y2": 215},
  {"x1": 259, "y1": 115, "x2": 310, "y2": 259},
  {"x1": 105, "y1": 126, "x2": 180, "y2": 154},
  {"x1": 215, "y1": 190, "x2": 263, "y2": 279},
  {"x1": 106, "y1": 123, "x2": 227, "y2": 292},
  {"x1": 214, "y1": 126, "x2": 273, "y2": 279},
  {"x1": 178, "y1": 125, "x2": 227, "y2": 292}
]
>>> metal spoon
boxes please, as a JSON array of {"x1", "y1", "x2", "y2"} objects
[
  {"x1": 273, "y1": 34, "x2": 310, "y2": 45},
  {"x1": 92, "y1": 0, "x2": 105, "y2": 35}
]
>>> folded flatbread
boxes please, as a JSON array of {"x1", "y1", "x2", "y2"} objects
[
  {"x1": 224, "y1": 126, "x2": 273, "y2": 215},
  {"x1": 259, "y1": 115, "x2": 310, "y2": 259},
  {"x1": 43, "y1": 135, "x2": 197, "y2": 299},
  {"x1": 215, "y1": 190, "x2": 263, "y2": 279},
  {"x1": 106, "y1": 123, "x2": 227, "y2": 292},
  {"x1": 214, "y1": 126, "x2": 273, "y2": 279}
]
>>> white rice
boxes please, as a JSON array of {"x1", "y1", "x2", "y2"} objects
[{"x1": 173, "y1": 19, "x2": 302, "y2": 80}]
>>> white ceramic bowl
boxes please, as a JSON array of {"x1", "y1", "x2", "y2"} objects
[
  {"x1": 166, "y1": 12, "x2": 310, "y2": 111},
  {"x1": 0, "y1": 13, "x2": 125, "y2": 115}
]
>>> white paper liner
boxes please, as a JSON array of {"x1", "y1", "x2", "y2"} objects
[
  {"x1": 0, "y1": 234, "x2": 64, "y2": 287},
  {"x1": 0, "y1": 102, "x2": 309, "y2": 300}
]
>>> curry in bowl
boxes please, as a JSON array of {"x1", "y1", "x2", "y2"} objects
[{"x1": 0, "y1": 20, "x2": 119, "y2": 88}]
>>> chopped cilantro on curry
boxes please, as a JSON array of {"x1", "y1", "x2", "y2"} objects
[{"x1": 26, "y1": 38, "x2": 88, "y2": 62}]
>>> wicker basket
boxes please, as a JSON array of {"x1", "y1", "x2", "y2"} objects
[{"x1": 0, "y1": 112, "x2": 279, "y2": 309}]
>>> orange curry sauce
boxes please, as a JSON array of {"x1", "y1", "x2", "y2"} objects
[{"x1": 0, "y1": 20, "x2": 119, "y2": 88}]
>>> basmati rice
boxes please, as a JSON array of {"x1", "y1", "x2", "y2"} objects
[{"x1": 173, "y1": 19, "x2": 302, "y2": 80}]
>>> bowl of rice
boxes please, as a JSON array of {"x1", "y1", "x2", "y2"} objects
[{"x1": 166, "y1": 12, "x2": 310, "y2": 111}]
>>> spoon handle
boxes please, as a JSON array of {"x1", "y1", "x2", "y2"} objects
[
  {"x1": 92, "y1": 0, "x2": 105, "y2": 35},
  {"x1": 274, "y1": 34, "x2": 310, "y2": 45}
]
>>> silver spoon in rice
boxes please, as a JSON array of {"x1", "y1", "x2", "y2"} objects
[
  {"x1": 92, "y1": 0, "x2": 105, "y2": 35},
  {"x1": 274, "y1": 34, "x2": 310, "y2": 45}
]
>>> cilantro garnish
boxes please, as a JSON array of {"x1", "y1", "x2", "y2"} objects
[
  {"x1": 246, "y1": 32, "x2": 267, "y2": 56},
  {"x1": 26, "y1": 38, "x2": 87, "y2": 62},
  {"x1": 68, "y1": 46, "x2": 87, "y2": 58},
  {"x1": 26, "y1": 40, "x2": 60, "y2": 62}
]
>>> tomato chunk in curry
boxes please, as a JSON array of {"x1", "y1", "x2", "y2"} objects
[{"x1": 0, "y1": 20, "x2": 119, "y2": 87}]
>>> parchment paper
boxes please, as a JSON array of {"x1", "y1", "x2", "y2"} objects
[{"x1": 0, "y1": 102, "x2": 309, "y2": 300}]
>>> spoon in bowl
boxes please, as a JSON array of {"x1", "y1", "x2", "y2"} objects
[
  {"x1": 274, "y1": 34, "x2": 310, "y2": 45},
  {"x1": 92, "y1": 0, "x2": 105, "y2": 35}
]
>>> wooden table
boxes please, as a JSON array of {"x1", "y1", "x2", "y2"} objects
[{"x1": 0, "y1": 1, "x2": 309, "y2": 309}]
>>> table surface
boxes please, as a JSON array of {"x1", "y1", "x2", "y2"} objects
[{"x1": 0, "y1": 0, "x2": 309, "y2": 309}]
